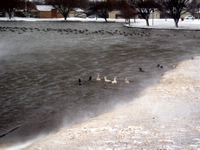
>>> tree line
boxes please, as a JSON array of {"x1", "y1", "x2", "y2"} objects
[
  {"x1": 0, "y1": 0, "x2": 37, "y2": 19},
  {"x1": 0, "y1": 0, "x2": 200, "y2": 27}
]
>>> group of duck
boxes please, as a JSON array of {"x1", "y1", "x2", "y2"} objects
[
  {"x1": 78, "y1": 74, "x2": 129, "y2": 85},
  {"x1": 0, "y1": 26, "x2": 148, "y2": 37},
  {"x1": 1, "y1": 26, "x2": 198, "y2": 40},
  {"x1": 78, "y1": 65, "x2": 163, "y2": 85},
  {"x1": 0, "y1": 26, "x2": 151, "y2": 38},
  {"x1": 96, "y1": 74, "x2": 130, "y2": 84},
  {"x1": 1, "y1": 26, "x2": 196, "y2": 39}
]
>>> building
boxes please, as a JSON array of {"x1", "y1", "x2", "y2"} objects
[
  {"x1": 36, "y1": 5, "x2": 63, "y2": 18},
  {"x1": 109, "y1": 10, "x2": 138, "y2": 19},
  {"x1": 149, "y1": 9, "x2": 161, "y2": 19},
  {"x1": 180, "y1": 11, "x2": 192, "y2": 18},
  {"x1": 109, "y1": 10, "x2": 121, "y2": 19},
  {"x1": 0, "y1": 10, "x2": 6, "y2": 17},
  {"x1": 194, "y1": 10, "x2": 200, "y2": 19},
  {"x1": 35, "y1": 5, "x2": 85, "y2": 18}
]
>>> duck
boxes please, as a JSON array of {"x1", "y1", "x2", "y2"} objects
[
  {"x1": 78, "y1": 79, "x2": 81, "y2": 85},
  {"x1": 157, "y1": 64, "x2": 163, "y2": 69},
  {"x1": 125, "y1": 78, "x2": 130, "y2": 84},
  {"x1": 139, "y1": 68, "x2": 145, "y2": 72},
  {"x1": 104, "y1": 76, "x2": 112, "y2": 82},
  {"x1": 112, "y1": 77, "x2": 117, "y2": 84},
  {"x1": 89, "y1": 76, "x2": 92, "y2": 81},
  {"x1": 96, "y1": 74, "x2": 101, "y2": 81}
]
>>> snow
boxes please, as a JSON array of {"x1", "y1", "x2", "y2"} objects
[
  {"x1": 73, "y1": 8, "x2": 85, "y2": 13},
  {"x1": 0, "y1": 17, "x2": 125, "y2": 22},
  {"x1": 36, "y1": 5, "x2": 53, "y2": 12},
  {"x1": 22, "y1": 57, "x2": 200, "y2": 149},
  {"x1": 0, "y1": 17, "x2": 200, "y2": 30},
  {"x1": 126, "y1": 19, "x2": 200, "y2": 30}
]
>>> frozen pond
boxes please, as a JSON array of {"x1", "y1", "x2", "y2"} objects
[{"x1": 0, "y1": 22, "x2": 200, "y2": 147}]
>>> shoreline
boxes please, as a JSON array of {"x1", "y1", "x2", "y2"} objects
[
  {"x1": 0, "y1": 18, "x2": 200, "y2": 31},
  {"x1": 124, "y1": 25, "x2": 200, "y2": 31},
  {"x1": 22, "y1": 56, "x2": 200, "y2": 149}
]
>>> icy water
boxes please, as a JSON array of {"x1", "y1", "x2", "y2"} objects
[{"x1": 0, "y1": 21, "x2": 200, "y2": 147}]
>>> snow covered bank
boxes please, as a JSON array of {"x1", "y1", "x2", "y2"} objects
[
  {"x1": 23, "y1": 56, "x2": 200, "y2": 150},
  {"x1": 1, "y1": 17, "x2": 200, "y2": 30},
  {"x1": 0, "y1": 17, "x2": 125, "y2": 23},
  {"x1": 126, "y1": 19, "x2": 200, "y2": 30}
]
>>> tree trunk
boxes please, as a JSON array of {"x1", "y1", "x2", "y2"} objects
[
  {"x1": 104, "y1": 10, "x2": 108, "y2": 22},
  {"x1": 146, "y1": 18, "x2": 149, "y2": 26},
  {"x1": 8, "y1": 12, "x2": 12, "y2": 19},
  {"x1": 7, "y1": 8, "x2": 14, "y2": 19},
  {"x1": 64, "y1": 14, "x2": 67, "y2": 21},
  {"x1": 174, "y1": 19, "x2": 179, "y2": 27},
  {"x1": 125, "y1": 19, "x2": 129, "y2": 24},
  {"x1": 104, "y1": 17, "x2": 107, "y2": 22}
]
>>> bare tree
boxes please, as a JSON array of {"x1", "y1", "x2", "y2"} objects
[
  {"x1": 190, "y1": 0, "x2": 197, "y2": 15},
  {"x1": 88, "y1": 0, "x2": 98, "y2": 18},
  {"x1": 197, "y1": 2, "x2": 200, "y2": 19},
  {"x1": 119, "y1": 0, "x2": 137, "y2": 25},
  {"x1": 47, "y1": 0, "x2": 84, "y2": 20},
  {"x1": 0, "y1": 0, "x2": 23, "y2": 19},
  {"x1": 96, "y1": 0, "x2": 115, "y2": 22},
  {"x1": 159, "y1": 0, "x2": 194, "y2": 27},
  {"x1": 0, "y1": 2, "x2": 3, "y2": 12},
  {"x1": 32, "y1": 0, "x2": 46, "y2": 5},
  {"x1": 27, "y1": 1, "x2": 37, "y2": 10},
  {"x1": 17, "y1": 0, "x2": 37, "y2": 17},
  {"x1": 78, "y1": 0, "x2": 89, "y2": 9},
  {"x1": 126, "y1": 0, "x2": 158, "y2": 26},
  {"x1": 190, "y1": 0, "x2": 200, "y2": 19}
]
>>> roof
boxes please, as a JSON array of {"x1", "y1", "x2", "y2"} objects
[
  {"x1": 73, "y1": 8, "x2": 85, "y2": 13},
  {"x1": 36, "y1": 5, "x2": 53, "y2": 11},
  {"x1": 89, "y1": 0, "x2": 104, "y2": 1}
]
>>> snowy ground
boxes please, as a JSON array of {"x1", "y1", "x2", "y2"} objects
[
  {"x1": 127, "y1": 18, "x2": 200, "y2": 30},
  {"x1": 0, "y1": 17, "x2": 125, "y2": 22},
  {"x1": 20, "y1": 56, "x2": 200, "y2": 150},
  {"x1": 0, "y1": 17, "x2": 200, "y2": 30}
]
